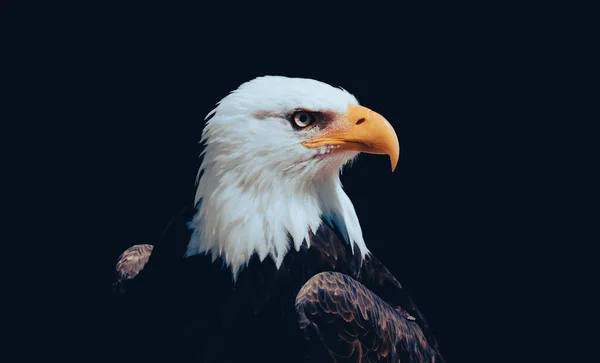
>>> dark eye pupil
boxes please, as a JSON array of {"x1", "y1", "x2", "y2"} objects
[{"x1": 293, "y1": 111, "x2": 314, "y2": 128}]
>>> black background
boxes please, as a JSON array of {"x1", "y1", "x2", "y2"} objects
[{"x1": 3, "y1": 2, "x2": 569, "y2": 363}]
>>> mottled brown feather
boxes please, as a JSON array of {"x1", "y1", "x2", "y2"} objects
[
  {"x1": 296, "y1": 272, "x2": 439, "y2": 363},
  {"x1": 113, "y1": 244, "x2": 154, "y2": 294}
]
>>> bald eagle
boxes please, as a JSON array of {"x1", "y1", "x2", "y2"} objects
[{"x1": 112, "y1": 76, "x2": 444, "y2": 363}]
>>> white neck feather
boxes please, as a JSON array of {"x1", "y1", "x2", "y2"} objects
[{"x1": 185, "y1": 155, "x2": 369, "y2": 278}]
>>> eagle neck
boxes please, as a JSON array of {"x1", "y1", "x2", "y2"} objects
[{"x1": 186, "y1": 162, "x2": 368, "y2": 278}]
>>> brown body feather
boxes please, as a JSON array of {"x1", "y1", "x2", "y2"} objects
[
  {"x1": 296, "y1": 272, "x2": 438, "y2": 362},
  {"x1": 113, "y1": 244, "x2": 153, "y2": 295},
  {"x1": 111, "y1": 206, "x2": 444, "y2": 363}
]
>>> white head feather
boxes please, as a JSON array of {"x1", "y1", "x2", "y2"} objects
[{"x1": 186, "y1": 76, "x2": 369, "y2": 277}]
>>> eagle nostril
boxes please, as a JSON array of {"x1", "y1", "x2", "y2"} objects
[{"x1": 356, "y1": 118, "x2": 366, "y2": 125}]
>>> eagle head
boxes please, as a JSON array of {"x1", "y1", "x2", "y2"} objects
[{"x1": 186, "y1": 76, "x2": 399, "y2": 278}]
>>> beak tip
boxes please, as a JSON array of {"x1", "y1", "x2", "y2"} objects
[{"x1": 390, "y1": 141, "x2": 400, "y2": 172}]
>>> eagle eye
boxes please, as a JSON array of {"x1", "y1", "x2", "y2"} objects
[{"x1": 291, "y1": 111, "x2": 316, "y2": 129}]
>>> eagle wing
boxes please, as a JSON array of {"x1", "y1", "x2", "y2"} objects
[
  {"x1": 112, "y1": 206, "x2": 194, "y2": 296},
  {"x1": 113, "y1": 244, "x2": 154, "y2": 295},
  {"x1": 296, "y1": 271, "x2": 441, "y2": 363}
]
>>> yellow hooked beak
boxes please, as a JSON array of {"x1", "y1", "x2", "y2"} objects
[{"x1": 301, "y1": 105, "x2": 400, "y2": 171}]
